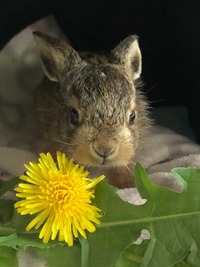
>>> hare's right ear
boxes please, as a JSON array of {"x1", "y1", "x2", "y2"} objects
[{"x1": 33, "y1": 31, "x2": 83, "y2": 82}]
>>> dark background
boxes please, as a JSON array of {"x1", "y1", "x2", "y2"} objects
[{"x1": 1, "y1": 0, "x2": 200, "y2": 141}]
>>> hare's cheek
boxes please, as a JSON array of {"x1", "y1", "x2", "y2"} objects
[
  {"x1": 113, "y1": 128, "x2": 138, "y2": 165},
  {"x1": 117, "y1": 143, "x2": 135, "y2": 165},
  {"x1": 71, "y1": 140, "x2": 99, "y2": 166}
]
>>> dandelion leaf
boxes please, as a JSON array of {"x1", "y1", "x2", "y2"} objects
[
  {"x1": 35, "y1": 243, "x2": 81, "y2": 267},
  {"x1": 1, "y1": 164, "x2": 200, "y2": 267},
  {"x1": 0, "y1": 246, "x2": 18, "y2": 267},
  {"x1": 0, "y1": 177, "x2": 19, "y2": 197},
  {"x1": 83, "y1": 164, "x2": 200, "y2": 267}
]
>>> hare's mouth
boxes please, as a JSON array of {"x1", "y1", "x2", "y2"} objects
[{"x1": 68, "y1": 141, "x2": 132, "y2": 168}]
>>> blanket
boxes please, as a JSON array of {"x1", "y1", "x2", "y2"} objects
[{"x1": 0, "y1": 15, "x2": 66, "y2": 178}]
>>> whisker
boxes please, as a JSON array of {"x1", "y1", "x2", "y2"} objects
[
  {"x1": 58, "y1": 134, "x2": 75, "y2": 142},
  {"x1": 120, "y1": 164, "x2": 132, "y2": 175},
  {"x1": 144, "y1": 84, "x2": 157, "y2": 95},
  {"x1": 49, "y1": 137, "x2": 74, "y2": 147},
  {"x1": 128, "y1": 159, "x2": 136, "y2": 166}
]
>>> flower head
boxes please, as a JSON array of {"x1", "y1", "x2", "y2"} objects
[{"x1": 14, "y1": 151, "x2": 105, "y2": 246}]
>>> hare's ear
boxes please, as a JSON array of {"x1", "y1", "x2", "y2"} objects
[
  {"x1": 33, "y1": 31, "x2": 83, "y2": 82},
  {"x1": 110, "y1": 35, "x2": 142, "y2": 80}
]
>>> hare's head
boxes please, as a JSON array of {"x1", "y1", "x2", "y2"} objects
[{"x1": 34, "y1": 32, "x2": 150, "y2": 167}]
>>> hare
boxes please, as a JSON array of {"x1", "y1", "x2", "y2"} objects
[{"x1": 33, "y1": 32, "x2": 150, "y2": 188}]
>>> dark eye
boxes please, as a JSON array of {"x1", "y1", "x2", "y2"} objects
[
  {"x1": 69, "y1": 108, "x2": 79, "y2": 126},
  {"x1": 129, "y1": 110, "x2": 135, "y2": 125}
]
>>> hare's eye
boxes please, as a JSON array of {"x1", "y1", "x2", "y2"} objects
[
  {"x1": 69, "y1": 108, "x2": 79, "y2": 126},
  {"x1": 129, "y1": 110, "x2": 135, "y2": 125}
]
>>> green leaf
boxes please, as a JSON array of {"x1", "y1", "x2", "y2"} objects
[
  {"x1": 80, "y1": 164, "x2": 200, "y2": 267},
  {"x1": 1, "y1": 212, "x2": 66, "y2": 250},
  {"x1": 174, "y1": 262, "x2": 191, "y2": 267},
  {"x1": 0, "y1": 246, "x2": 18, "y2": 267},
  {"x1": 0, "y1": 177, "x2": 19, "y2": 197},
  {"x1": 0, "y1": 231, "x2": 65, "y2": 250},
  {"x1": 79, "y1": 237, "x2": 90, "y2": 267},
  {"x1": 1, "y1": 164, "x2": 200, "y2": 267},
  {"x1": 0, "y1": 200, "x2": 15, "y2": 224},
  {"x1": 114, "y1": 240, "x2": 149, "y2": 267},
  {"x1": 8, "y1": 210, "x2": 35, "y2": 231},
  {"x1": 35, "y1": 243, "x2": 81, "y2": 267}
]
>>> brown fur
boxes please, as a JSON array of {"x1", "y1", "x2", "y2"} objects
[{"x1": 33, "y1": 32, "x2": 151, "y2": 188}]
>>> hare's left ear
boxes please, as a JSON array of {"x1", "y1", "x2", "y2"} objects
[{"x1": 109, "y1": 35, "x2": 142, "y2": 80}]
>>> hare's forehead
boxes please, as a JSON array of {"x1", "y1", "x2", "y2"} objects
[
  {"x1": 70, "y1": 89, "x2": 135, "y2": 124},
  {"x1": 70, "y1": 67, "x2": 135, "y2": 106}
]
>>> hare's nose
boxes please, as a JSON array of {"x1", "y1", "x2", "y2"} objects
[{"x1": 93, "y1": 144, "x2": 116, "y2": 159}]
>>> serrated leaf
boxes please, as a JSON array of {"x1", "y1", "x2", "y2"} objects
[
  {"x1": 1, "y1": 164, "x2": 200, "y2": 267},
  {"x1": 83, "y1": 181, "x2": 148, "y2": 267},
  {"x1": 1, "y1": 212, "x2": 66, "y2": 250},
  {"x1": 80, "y1": 164, "x2": 200, "y2": 267},
  {"x1": 0, "y1": 231, "x2": 65, "y2": 250}
]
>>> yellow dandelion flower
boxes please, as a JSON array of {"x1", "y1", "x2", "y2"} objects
[{"x1": 14, "y1": 151, "x2": 105, "y2": 246}]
